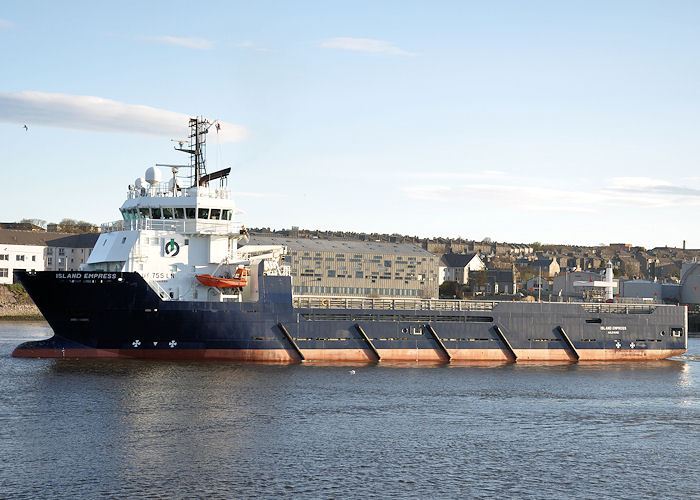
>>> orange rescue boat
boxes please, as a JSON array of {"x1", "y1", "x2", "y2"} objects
[{"x1": 196, "y1": 268, "x2": 248, "y2": 288}]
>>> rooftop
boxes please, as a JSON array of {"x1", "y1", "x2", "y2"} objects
[
  {"x1": 0, "y1": 230, "x2": 99, "y2": 248},
  {"x1": 247, "y1": 236, "x2": 434, "y2": 257}
]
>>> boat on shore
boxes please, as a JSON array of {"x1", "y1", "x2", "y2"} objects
[{"x1": 13, "y1": 118, "x2": 688, "y2": 362}]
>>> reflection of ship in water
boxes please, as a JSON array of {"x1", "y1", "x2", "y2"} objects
[{"x1": 12, "y1": 117, "x2": 688, "y2": 362}]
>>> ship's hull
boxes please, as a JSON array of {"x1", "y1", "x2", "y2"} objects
[{"x1": 12, "y1": 271, "x2": 688, "y2": 362}]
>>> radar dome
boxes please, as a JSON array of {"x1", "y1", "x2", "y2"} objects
[
  {"x1": 145, "y1": 166, "x2": 162, "y2": 185},
  {"x1": 168, "y1": 178, "x2": 180, "y2": 191},
  {"x1": 134, "y1": 177, "x2": 145, "y2": 189}
]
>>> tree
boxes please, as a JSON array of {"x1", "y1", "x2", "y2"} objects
[
  {"x1": 531, "y1": 241, "x2": 542, "y2": 251},
  {"x1": 439, "y1": 281, "x2": 461, "y2": 299},
  {"x1": 518, "y1": 265, "x2": 537, "y2": 282},
  {"x1": 52, "y1": 218, "x2": 99, "y2": 233},
  {"x1": 19, "y1": 218, "x2": 47, "y2": 229},
  {"x1": 470, "y1": 269, "x2": 488, "y2": 289}
]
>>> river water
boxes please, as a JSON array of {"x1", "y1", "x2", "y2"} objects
[{"x1": 0, "y1": 321, "x2": 698, "y2": 499}]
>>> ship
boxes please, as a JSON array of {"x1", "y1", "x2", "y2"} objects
[{"x1": 13, "y1": 118, "x2": 688, "y2": 362}]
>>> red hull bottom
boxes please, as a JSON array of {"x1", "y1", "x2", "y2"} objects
[{"x1": 12, "y1": 347, "x2": 687, "y2": 362}]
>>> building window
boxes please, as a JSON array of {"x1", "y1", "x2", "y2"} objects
[
  {"x1": 58, "y1": 248, "x2": 65, "y2": 256},
  {"x1": 47, "y1": 257, "x2": 52, "y2": 265},
  {"x1": 0, "y1": 254, "x2": 7, "y2": 260},
  {"x1": 32, "y1": 255, "x2": 36, "y2": 261},
  {"x1": 0, "y1": 268, "x2": 7, "y2": 277},
  {"x1": 16, "y1": 255, "x2": 25, "y2": 261}
]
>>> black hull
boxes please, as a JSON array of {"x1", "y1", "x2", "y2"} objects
[{"x1": 13, "y1": 271, "x2": 688, "y2": 362}]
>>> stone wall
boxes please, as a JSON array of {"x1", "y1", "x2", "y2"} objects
[{"x1": 0, "y1": 285, "x2": 41, "y2": 317}]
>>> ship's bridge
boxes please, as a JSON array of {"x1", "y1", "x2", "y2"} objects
[{"x1": 104, "y1": 178, "x2": 242, "y2": 235}]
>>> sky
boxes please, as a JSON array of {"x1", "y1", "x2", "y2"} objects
[{"x1": 2, "y1": 1, "x2": 700, "y2": 248}]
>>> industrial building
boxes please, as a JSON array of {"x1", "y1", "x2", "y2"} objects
[
  {"x1": 247, "y1": 236, "x2": 439, "y2": 298},
  {"x1": 618, "y1": 262, "x2": 700, "y2": 304},
  {"x1": 680, "y1": 262, "x2": 700, "y2": 304},
  {"x1": 552, "y1": 270, "x2": 619, "y2": 298}
]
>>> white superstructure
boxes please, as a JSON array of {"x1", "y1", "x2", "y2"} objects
[{"x1": 80, "y1": 117, "x2": 286, "y2": 302}]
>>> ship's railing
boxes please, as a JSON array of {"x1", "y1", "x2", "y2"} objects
[
  {"x1": 293, "y1": 296, "x2": 496, "y2": 312},
  {"x1": 145, "y1": 278, "x2": 170, "y2": 300},
  {"x1": 126, "y1": 184, "x2": 231, "y2": 200},
  {"x1": 101, "y1": 219, "x2": 241, "y2": 235},
  {"x1": 579, "y1": 303, "x2": 657, "y2": 314},
  {"x1": 293, "y1": 296, "x2": 662, "y2": 314}
]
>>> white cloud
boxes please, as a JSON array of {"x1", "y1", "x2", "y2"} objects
[
  {"x1": 604, "y1": 176, "x2": 700, "y2": 200},
  {"x1": 0, "y1": 19, "x2": 13, "y2": 28},
  {"x1": 608, "y1": 177, "x2": 672, "y2": 189},
  {"x1": 0, "y1": 91, "x2": 249, "y2": 143},
  {"x1": 400, "y1": 175, "x2": 700, "y2": 212},
  {"x1": 144, "y1": 35, "x2": 214, "y2": 50},
  {"x1": 319, "y1": 37, "x2": 414, "y2": 56}
]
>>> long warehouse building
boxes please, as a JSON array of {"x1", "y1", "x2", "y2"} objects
[{"x1": 246, "y1": 236, "x2": 439, "y2": 298}]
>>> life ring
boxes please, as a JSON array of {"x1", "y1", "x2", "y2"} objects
[{"x1": 321, "y1": 299, "x2": 329, "y2": 307}]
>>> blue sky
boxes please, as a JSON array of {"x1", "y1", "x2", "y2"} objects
[{"x1": 2, "y1": 1, "x2": 700, "y2": 248}]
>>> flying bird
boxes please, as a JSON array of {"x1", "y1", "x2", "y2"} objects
[{"x1": 23, "y1": 124, "x2": 28, "y2": 131}]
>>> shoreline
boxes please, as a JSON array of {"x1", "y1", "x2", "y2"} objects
[{"x1": 0, "y1": 314, "x2": 45, "y2": 321}]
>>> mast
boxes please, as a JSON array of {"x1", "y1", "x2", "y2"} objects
[{"x1": 174, "y1": 117, "x2": 211, "y2": 188}]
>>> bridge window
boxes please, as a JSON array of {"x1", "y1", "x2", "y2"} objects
[
  {"x1": 222, "y1": 209, "x2": 231, "y2": 220},
  {"x1": 185, "y1": 208, "x2": 195, "y2": 219},
  {"x1": 210, "y1": 208, "x2": 221, "y2": 220},
  {"x1": 174, "y1": 208, "x2": 184, "y2": 219},
  {"x1": 152, "y1": 208, "x2": 163, "y2": 219},
  {"x1": 162, "y1": 207, "x2": 173, "y2": 219},
  {"x1": 198, "y1": 208, "x2": 210, "y2": 219}
]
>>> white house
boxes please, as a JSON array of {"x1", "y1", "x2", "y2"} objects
[
  {"x1": 0, "y1": 230, "x2": 98, "y2": 284},
  {"x1": 439, "y1": 253, "x2": 485, "y2": 285},
  {"x1": 0, "y1": 243, "x2": 44, "y2": 284}
]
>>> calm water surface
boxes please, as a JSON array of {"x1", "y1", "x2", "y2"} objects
[{"x1": 0, "y1": 321, "x2": 698, "y2": 499}]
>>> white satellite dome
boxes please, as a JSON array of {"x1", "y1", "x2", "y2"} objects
[
  {"x1": 134, "y1": 177, "x2": 145, "y2": 189},
  {"x1": 145, "y1": 166, "x2": 162, "y2": 185}
]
